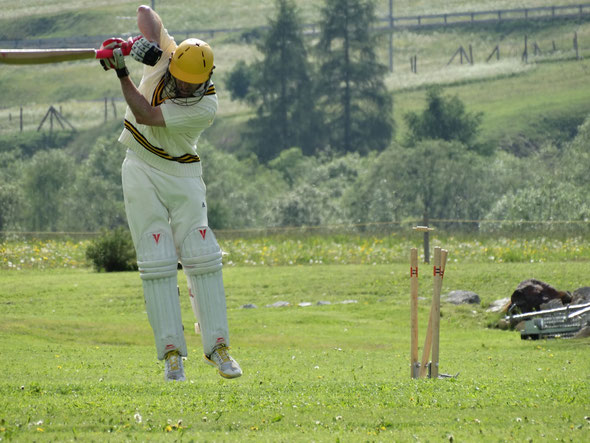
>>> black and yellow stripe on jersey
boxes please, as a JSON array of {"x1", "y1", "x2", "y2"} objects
[
  {"x1": 123, "y1": 120, "x2": 201, "y2": 163},
  {"x1": 151, "y1": 76, "x2": 216, "y2": 106}
]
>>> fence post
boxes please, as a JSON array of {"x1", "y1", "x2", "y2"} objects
[
  {"x1": 486, "y1": 45, "x2": 500, "y2": 62},
  {"x1": 111, "y1": 98, "x2": 117, "y2": 119},
  {"x1": 20, "y1": 107, "x2": 23, "y2": 132},
  {"x1": 389, "y1": 0, "x2": 394, "y2": 73},
  {"x1": 104, "y1": 97, "x2": 108, "y2": 123},
  {"x1": 522, "y1": 35, "x2": 528, "y2": 63},
  {"x1": 410, "y1": 55, "x2": 417, "y2": 73}
]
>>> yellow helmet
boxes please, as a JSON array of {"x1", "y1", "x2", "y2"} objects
[{"x1": 169, "y1": 38, "x2": 214, "y2": 84}]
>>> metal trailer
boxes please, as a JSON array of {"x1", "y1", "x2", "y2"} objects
[{"x1": 504, "y1": 302, "x2": 590, "y2": 340}]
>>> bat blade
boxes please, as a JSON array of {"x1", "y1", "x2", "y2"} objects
[
  {"x1": 0, "y1": 48, "x2": 99, "y2": 64},
  {"x1": 0, "y1": 38, "x2": 137, "y2": 65}
]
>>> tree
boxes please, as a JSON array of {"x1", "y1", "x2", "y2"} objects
[
  {"x1": 345, "y1": 140, "x2": 494, "y2": 229},
  {"x1": 229, "y1": 0, "x2": 323, "y2": 161},
  {"x1": 0, "y1": 148, "x2": 25, "y2": 232},
  {"x1": 225, "y1": 60, "x2": 253, "y2": 101},
  {"x1": 315, "y1": 0, "x2": 394, "y2": 155},
  {"x1": 22, "y1": 149, "x2": 75, "y2": 231},
  {"x1": 201, "y1": 142, "x2": 287, "y2": 229},
  {"x1": 60, "y1": 137, "x2": 127, "y2": 231},
  {"x1": 404, "y1": 86, "x2": 488, "y2": 153}
]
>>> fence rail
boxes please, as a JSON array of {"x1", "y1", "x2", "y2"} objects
[
  {"x1": 2, "y1": 218, "x2": 589, "y2": 239},
  {"x1": 2, "y1": 4, "x2": 590, "y2": 50},
  {"x1": 380, "y1": 4, "x2": 590, "y2": 29}
]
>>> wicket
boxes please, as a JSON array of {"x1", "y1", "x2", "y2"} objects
[{"x1": 410, "y1": 246, "x2": 448, "y2": 378}]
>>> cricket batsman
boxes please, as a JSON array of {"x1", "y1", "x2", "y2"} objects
[{"x1": 100, "y1": 4, "x2": 242, "y2": 381}]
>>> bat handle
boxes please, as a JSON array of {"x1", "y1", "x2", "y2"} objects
[{"x1": 95, "y1": 35, "x2": 142, "y2": 59}]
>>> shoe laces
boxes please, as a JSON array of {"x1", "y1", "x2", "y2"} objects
[
  {"x1": 213, "y1": 345, "x2": 231, "y2": 363},
  {"x1": 167, "y1": 351, "x2": 181, "y2": 371}
]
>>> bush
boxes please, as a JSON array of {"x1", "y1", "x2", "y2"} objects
[{"x1": 85, "y1": 227, "x2": 137, "y2": 272}]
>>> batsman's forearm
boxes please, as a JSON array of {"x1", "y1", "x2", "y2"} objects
[
  {"x1": 119, "y1": 76, "x2": 165, "y2": 126},
  {"x1": 137, "y1": 5, "x2": 162, "y2": 42}
]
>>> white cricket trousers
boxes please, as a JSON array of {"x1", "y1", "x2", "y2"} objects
[{"x1": 121, "y1": 149, "x2": 208, "y2": 249}]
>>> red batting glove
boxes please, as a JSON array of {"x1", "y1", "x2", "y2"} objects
[{"x1": 99, "y1": 37, "x2": 125, "y2": 71}]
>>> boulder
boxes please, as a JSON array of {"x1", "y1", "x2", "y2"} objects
[
  {"x1": 487, "y1": 297, "x2": 511, "y2": 313},
  {"x1": 444, "y1": 290, "x2": 481, "y2": 305},
  {"x1": 572, "y1": 287, "x2": 590, "y2": 304},
  {"x1": 574, "y1": 326, "x2": 590, "y2": 339}
]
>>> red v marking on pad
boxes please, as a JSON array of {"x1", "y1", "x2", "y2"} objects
[
  {"x1": 153, "y1": 233, "x2": 161, "y2": 244},
  {"x1": 199, "y1": 229, "x2": 207, "y2": 239}
]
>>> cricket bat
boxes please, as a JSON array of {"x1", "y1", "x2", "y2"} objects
[{"x1": 0, "y1": 37, "x2": 139, "y2": 65}]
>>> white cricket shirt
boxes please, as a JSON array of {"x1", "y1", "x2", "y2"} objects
[{"x1": 118, "y1": 27, "x2": 217, "y2": 177}]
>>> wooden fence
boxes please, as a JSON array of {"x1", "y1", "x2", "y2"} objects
[{"x1": 379, "y1": 3, "x2": 590, "y2": 30}]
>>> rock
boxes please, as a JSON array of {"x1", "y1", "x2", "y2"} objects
[
  {"x1": 444, "y1": 290, "x2": 481, "y2": 305},
  {"x1": 339, "y1": 300, "x2": 358, "y2": 304},
  {"x1": 298, "y1": 302, "x2": 313, "y2": 307},
  {"x1": 266, "y1": 301, "x2": 290, "y2": 308},
  {"x1": 317, "y1": 301, "x2": 331, "y2": 306},
  {"x1": 574, "y1": 326, "x2": 590, "y2": 338},
  {"x1": 487, "y1": 297, "x2": 510, "y2": 313},
  {"x1": 241, "y1": 303, "x2": 258, "y2": 309},
  {"x1": 572, "y1": 287, "x2": 590, "y2": 304},
  {"x1": 540, "y1": 298, "x2": 564, "y2": 311}
]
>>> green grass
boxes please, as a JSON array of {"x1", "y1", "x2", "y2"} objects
[
  {"x1": 0, "y1": 1, "x2": 585, "y2": 30},
  {"x1": 1, "y1": 236, "x2": 589, "y2": 441}
]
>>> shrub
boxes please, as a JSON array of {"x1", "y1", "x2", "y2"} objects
[{"x1": 85, "y1": 227, "x2": 137, "y2": 272}]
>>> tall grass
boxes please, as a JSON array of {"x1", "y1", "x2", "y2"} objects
[{"x1": 2, "y1": 233, "x2": 589, "y2": 271}]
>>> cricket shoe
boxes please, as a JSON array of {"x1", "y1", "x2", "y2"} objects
[
  {"x1": 204, "y1": 344, "x2": 242, "y2": 379},
  {"x1": 164, "y1": 350, "x2": 186, "y2": 382}
]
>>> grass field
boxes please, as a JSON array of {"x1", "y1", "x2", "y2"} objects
[
  {"x1": 0, "y1": 1, "x2": 586, "y2": 30},
  {"x1": 1, "y1": 236, "x2": 589, "y2": 441}
]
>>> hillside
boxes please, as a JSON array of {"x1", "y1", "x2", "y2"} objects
[
  {"x1": 1, "y1": 1, "x2": 590, "y2": 149},
  {"x1": 0, "y1": 1, "x2": 586, "y2": 32}
]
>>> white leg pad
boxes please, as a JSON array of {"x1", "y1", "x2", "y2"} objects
[
  {"x1": 181, "y1": 227, "x2": 229, "y2": 355},
  {"x1": 137, "y1": 231, "x2": 187, "y2": 360}
]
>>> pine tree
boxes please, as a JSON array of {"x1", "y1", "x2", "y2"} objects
[
  {"x1": 247, "y1": 0, "x2": 323, "y2": 161},
  {"x1": 316, "y1": 0, "x2": 394, "y2": 155}
]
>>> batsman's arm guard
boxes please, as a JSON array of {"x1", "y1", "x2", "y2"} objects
[
  {"x1": 137, "y1": 231, "x2": 186, "y2": 360},
  {"x1": 181, "y1": 227, "x2": 229, "y2": 355}
]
